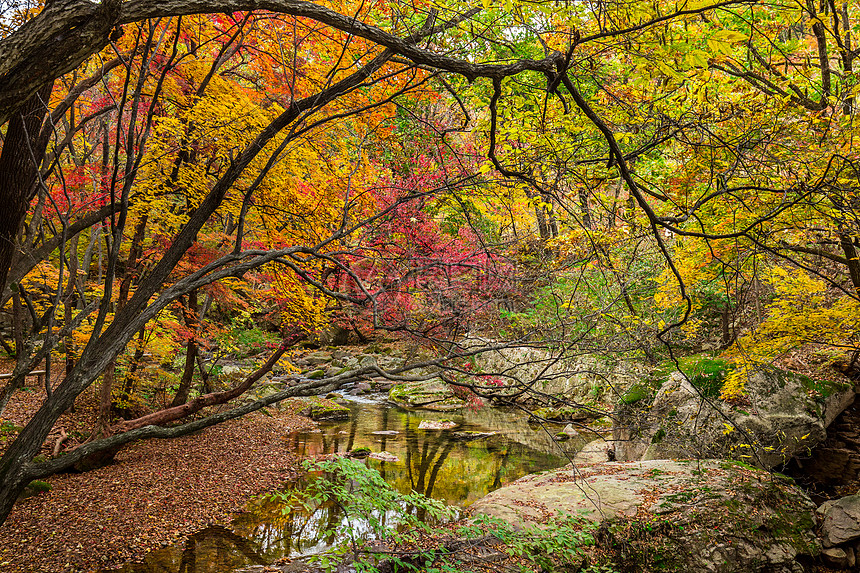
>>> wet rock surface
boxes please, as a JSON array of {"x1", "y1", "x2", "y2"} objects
[{"x1": 298, "y1": 397, "x2": 350, "y2": 421}]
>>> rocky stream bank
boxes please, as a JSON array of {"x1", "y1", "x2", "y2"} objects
[
  {"x1": 271, "y1": 343, "x2": 860, "y2": 573},
  {"x1": 4, "y1": 341, "x2": 860, "y2": 573}
]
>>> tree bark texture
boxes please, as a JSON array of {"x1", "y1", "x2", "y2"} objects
[{"x1": 0, "y1": 82, "x2": 53, "y2": 294}]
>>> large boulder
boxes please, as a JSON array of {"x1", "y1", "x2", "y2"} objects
[
  {"x1": 614, "y1": 368, "x2": 853, "y2": 469},
  {"x1": 470, "y1": 459, "x2": 819, "y2": 573}
]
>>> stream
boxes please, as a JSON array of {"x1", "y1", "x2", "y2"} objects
[{"x1": 105, "y1": 396, "x2": 593, "y2": 573}]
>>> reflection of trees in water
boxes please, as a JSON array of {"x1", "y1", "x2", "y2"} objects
[
  {"x1": 403, "y1": 418, "x2": 455, "y2": 499},
  {"x1": 490, "y1": 448, "x2": 511, "y2": 490},
  {"x1": 241, "y1": 492, "x2": 347, "y2": 557},
  {"x1": 378, "y1": 406, "x2": 390, "y2": 481},
  {"x1": 124, "y1": 525, "x2": 268, "y2": 573},
  {"x1": 399, "y1": 416, "x2": 457, "y2": 520},
  {"x1": 116, "y1": 404, "x2": 569, "y2": 573}
]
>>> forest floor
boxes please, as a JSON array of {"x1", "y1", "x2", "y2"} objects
[{"x1": 0, "y1": 358, "x2": 316, "y2": 573}]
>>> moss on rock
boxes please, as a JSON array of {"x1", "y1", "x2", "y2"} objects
[{"x1": 301, "y1": 396, "x2": 350, "y2": 421}]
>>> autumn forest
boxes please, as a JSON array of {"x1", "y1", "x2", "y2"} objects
[{"x1": 1, "y1": 0, "x2": 860, "y2": 571}]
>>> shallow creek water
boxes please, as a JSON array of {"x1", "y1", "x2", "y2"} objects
[{"x1": 106, "y1": 397, "x2": 592, "y2": 573}]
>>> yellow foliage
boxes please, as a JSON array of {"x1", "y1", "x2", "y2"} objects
[
  {"x1": 719, "y1": 364, "x2": 749, "y2": 402},
  {"x1": 724, "y1": 266, "x2": 860, "y2": 399},
  {"x1": 270, "y1": 268, "x2": 328, "y2": 335},
  {"x1": 736, "y1": 267, "x2": 860, "y2": 361}
]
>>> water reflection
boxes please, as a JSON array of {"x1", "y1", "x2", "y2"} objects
[
  {"x1": 288, "y1": 401, "x2": 585, "y2": 506},
  {"x1": 106, "y1": 401, "x2": 588, "y2": 573}
]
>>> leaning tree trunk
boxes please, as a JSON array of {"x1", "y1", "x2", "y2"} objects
[
  {"x1": 116, "y1": 335, "x2": 296, "y2": 431},
  {"x1": 0, "y1": 82, "x2": 53, "y2": 295}
]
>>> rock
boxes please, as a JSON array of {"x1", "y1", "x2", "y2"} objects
[
  {"x1": 615, "y1": 368, "x2": 854, "y2": 469},
  {"x1": 353, "y1": 381, "x2": 371, "y2": 395},
  {"x1": 371, "y1": 430, "x2": 399, "y2": 436},
  {"x1": 331, "y1": 349, "x2": 352, "y2": 361},
  {"x1": 251, "y1": 382, "x2": 286, "y2": 401},
  {"x1": 304, "y1": 351, "x2": 333, "y2": 365},
  {"x1": 389, "y1": 379, "x2": 467, "y2": 411},
  {"x1": 822, "y1": 547, "x2": 849, "y2": 568},
  {"x1": 368, "y1": 451, "x2": 399, "y2": 462},
  {"x1": 470, "y1": 459, "x2": 819, "y2": 573},
  {"x1": 19, "y1": 479, "x2": 52, "y2": 499},
  {"x1": 418, "y1": 420, "x2": 458, "y2": 430},
  {"x1": 819, "y1": 495, "x2": 860, "y2": 547},
  {"x1": 573, "y1": 439, "x2": 614, "y2": 465},
  {"x1": 325, "y1": 392, "x2": 343, "y2": 400},
  {"x1": 347, "y1": 447, "x2": 371, "y2": 458},
  {"x1": 300, "y1": 397, "x2": 350, "y2": 421},
  {"x1": 370, "y1": 377, "x2": 394, "y2": 391},
  {"x1": 311, "y1": 325, "x2": 350, "y2": 346},
  {"x1": 473, "y1": 343, "x2": 649, "y2": 403},
  {"x1": 305, "y1": 369, "x2": 325, "y2": 380},
  {"x1": 560, "y1": 423, "x2": 579, "y2": 437}
]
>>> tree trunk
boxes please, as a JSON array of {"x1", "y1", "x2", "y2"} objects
[
  {"x1": 63, "y1": 234, "x2": 80, "y2": 381},
  {"x1": 171, "y1": 290, "x2": 200, "y2": 407},
  {"x1": 839, "y1": 233, "x2": 860, "y2": 297},
  {"x1": 0, "y1": 82, "x2": 53, "y2": 294}
]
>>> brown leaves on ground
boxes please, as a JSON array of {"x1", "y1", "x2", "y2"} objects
[{"x1": 0, "y1": 361, "x2": 316, "y2": 573}]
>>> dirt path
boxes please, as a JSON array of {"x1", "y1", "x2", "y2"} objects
[{"x1": 0, "y1": 365, "x2": 316, "y2": 573}]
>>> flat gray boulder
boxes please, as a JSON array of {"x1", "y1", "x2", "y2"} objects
[{"x1": 470, "y1": 459, "x2": 819, "y2": 573}]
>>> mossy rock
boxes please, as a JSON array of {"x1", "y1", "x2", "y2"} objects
[
  {"x1": 26, "y1": 480, "x2": 52, "y2": 493},
  {"x1": 305, "y1": 369, "x2": 326, "y2": 380},
  {"x1": 18, "y1": 479, "x2": 52, "y2": 500},
  {"x1": 301, "y1": 396, "x2": 350, "y2": 421},
  {"x1": 618, "y1": 366, "x2": 854, "y2": 469},
  {"x1": 347, "y1": 446, "x2": 371, "y2": 458},
  {"x1": 619, "y1": 383, "x2": 650, "y2": 405},
  {"x1": 643, "y1": 354, "x2": 729, "y2": 400},
  {"x1": 452, "y1": 430, "x2": 497, "y2": 441}
]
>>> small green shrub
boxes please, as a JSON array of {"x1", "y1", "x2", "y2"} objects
[
  {"x1": 26, "y1": 480, "x2": 52, "y2": 494},
  {"x1": 460, "y1": 513, "x2": 613, "y2": 572},
  {"x1": 264, "y1": 457, "x2": 456, "y2": 572}
]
